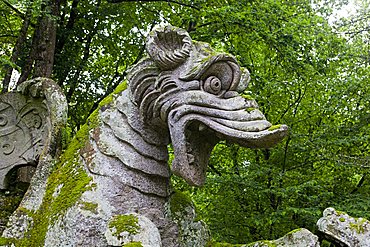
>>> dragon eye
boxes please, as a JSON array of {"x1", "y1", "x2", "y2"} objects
[{"x1": 203, "y1": 76, "x2": 222, "y2": 94}]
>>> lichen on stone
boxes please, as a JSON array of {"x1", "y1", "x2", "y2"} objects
[
  {"x1": 0, "y1": 188, "x2": 25, "y2": 233},
  {"x1": 168, "y1": 191, "x2": 211, "y2": 247}
]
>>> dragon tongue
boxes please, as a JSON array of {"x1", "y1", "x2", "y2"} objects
[{"x1": 170, "y1": 120, "x2": 218, "y2": 186}]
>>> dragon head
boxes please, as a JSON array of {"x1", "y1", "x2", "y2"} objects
[{"x1": 128, "y1": 26, "x2": 287, "y2": 186}]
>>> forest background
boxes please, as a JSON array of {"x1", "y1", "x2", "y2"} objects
[{"x1": 0, "y1": 0, "x2": 369, "y2": 244}]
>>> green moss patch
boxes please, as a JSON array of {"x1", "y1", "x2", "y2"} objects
[
  {"x1": 109, "y1": 214, "x2": 141, "y2": 237},
  {"x1": 206, "y1": 240, "x2": 246, "y2": 247},
  {"x1": 169, "y1": 191, "x2": 193, "y2": 216},
  {"x1": 245, "y1": 107, "x2": 256, "y2": 113},
  {"x1": 349, "y1": 218, "x2": 367, "y2": 234},
  {"x1": 13, "y1": 149, "x2": 94, "y2": 246},
  {"x1": 99, "y1": 81, "x2": 127, "y2": 107},
  {"x1": 0, "y1": 237, "x2": 13, "y2": 245},
  {"x1": 80, "y1": 201, "x2": 98, "y2": 214},
  {"x1": 123, "y1": 241, "x2": 143, "y2": 247},
  {"x1": 268, "y1": 124, "x2": 282, "y2": 131},
  {"x1": 241, "y1": 94, "x2": 254, "y2": 100}
]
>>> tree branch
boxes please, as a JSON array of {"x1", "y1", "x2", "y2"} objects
[
  {"x1": 1, "y1": 0, "x2": 25, "y2": 19},
  {"x1": 351, "y1": 173, "x2": 367, "y2": 194},
  {"x1": 138, "y1": 2, "x2": 171, "y2": 24},
  {"x1": 66, "y1": 31, "x2": 95, "y2": 101},
  {"x1": 0, "y1": 34, "x2": 18, "y2": 38}
]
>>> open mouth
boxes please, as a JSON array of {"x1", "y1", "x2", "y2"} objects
[{"x1": 168, "y1": 103, "x2": 288, "y2": 186}]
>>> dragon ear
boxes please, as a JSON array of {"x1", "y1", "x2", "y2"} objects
[{"x1": 146, "y1": 25, "x2": 192, "y2": 70}]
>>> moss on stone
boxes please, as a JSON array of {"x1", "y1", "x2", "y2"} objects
[
  {"x1": 169, "y1": 191, "x2": 193, "y2": 216},
  {"x1": 206, "y1": 240, "x2": 246, "y2": 247},
  {"x1": 99, "y1": 81, "x2": 127, "y2": 107},
  {"x1": 80, "y1": 201, "x2": 98, "y2": 213},
  {"x1": 13, "y1": 150, "x2": 94, "y2": 246},
  {"x1": 122, "y1": 241, "x2": 143, "y2": 247},
  {"x1": 339, "y1": 217, "x2": 345, "y2": 222},
  {"x1": 349, "y1": 218, "x2": 367, "y2": 234},
  {"x1": 241, "y1": 94, "x2": 254, "y2": 100},
  {"x1": 0, "y1": 190, "x2": 25, "y2": 232},
  {"x1": 113, "y1": 81, "x2": 128, "y2": 95},
  {"x1": 268, "y1": 124, "x2": 282, "y2": 131},
  {"x1": 245, "y1": 107, "x2": 256, "y2": 113},
  {"x1": 109, "y1": 214, "x2": 140, "y2": 237},
  {"x1": 0, "y1": 236, "x2": 13, "y2": 245},
  {"x1": 286, "y1": 228, "x2": 303, "y2": 234}
]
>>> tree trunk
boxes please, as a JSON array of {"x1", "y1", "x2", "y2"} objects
[
  {"x1": 33, "y1": 17, "x2": 57, "y2": 78},
  {"x1": 17, "y1": 0, "x2": 61, "y2": 84}
]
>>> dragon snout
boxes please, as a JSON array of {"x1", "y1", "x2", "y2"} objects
[{"x1": 166, "y1": 92, "x2": 288, "y2": 186}]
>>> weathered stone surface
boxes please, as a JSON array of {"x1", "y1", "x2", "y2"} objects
[
  {"x1": 2, "y1": 26, "x2": 287, "y2": 246},
  {"x1": 317, "y1": 207, "x2": 370, "y2": 246},
  {"x1": 247, "y1": 228, "x2": 319, "y2": 247}
]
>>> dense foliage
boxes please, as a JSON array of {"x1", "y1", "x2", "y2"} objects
[{"x1": 1, "y1": 0, "x2": 369, "y2": 244}]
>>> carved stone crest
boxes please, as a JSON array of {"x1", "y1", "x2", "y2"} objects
[{"x1": 0, "y1": 93, "x2": 48, "y2": 189}]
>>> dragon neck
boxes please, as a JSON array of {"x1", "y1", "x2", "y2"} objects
[{"x1": 87, "y1": 89, "x2": 171, "y2": 214}]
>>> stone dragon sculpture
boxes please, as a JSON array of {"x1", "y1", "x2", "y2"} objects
[{"x1": 1, "y1": 26, "x2": 287, "y2": 246}]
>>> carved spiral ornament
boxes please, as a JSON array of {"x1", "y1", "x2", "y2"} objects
[
  {"x1": 0, "y1": 114, "x2": 7, "y2": 126},
  {"x1": 2, "y1": 143, "x2": 14, "y2": 155},
  {"x1": 146, "y1": 26, "x2": 192, "y2": 70}
]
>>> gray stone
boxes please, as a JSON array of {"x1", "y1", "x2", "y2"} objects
[
  {"x1": 317, "y1": 207, "x2": 370, "y2": 246},
  {"x1": 2, "y1": 26, "x2": 287, "y2": 246},
  {"x1": 248, "y1": 228, "x2": 319, "y2": 247}
]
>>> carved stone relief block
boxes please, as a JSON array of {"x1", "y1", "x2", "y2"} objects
[{"x1": 0, "y1": 92, "x2": 48, "y2": 189}]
